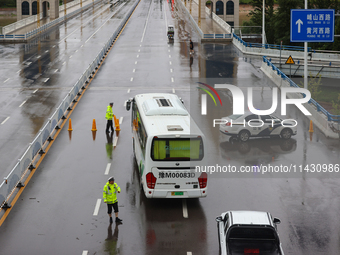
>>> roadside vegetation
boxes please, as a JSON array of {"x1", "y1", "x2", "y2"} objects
[{"x1": 243, "y1": 0, "x2": 340, "y2": 51}]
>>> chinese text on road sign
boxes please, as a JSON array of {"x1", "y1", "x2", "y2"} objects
[{"x1": 291, "y1": 9, "x2": 334, "y2": 42}]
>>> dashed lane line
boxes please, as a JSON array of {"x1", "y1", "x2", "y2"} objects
[
  {"x1": 19, "y1": 100, "x2": 27, "y2": 108},
  {"x1": 93, "y1": 199, "x2": 101, "y2": 216},
  {"x1": 1, "y1": 117, "x2": 10, "y2": 125},
  {"x1": 105, "y1": 163, "x2": 111, "y2": 175},
  {"x1": 182, "y1": 199, "x2": 188, "y2": 218}
]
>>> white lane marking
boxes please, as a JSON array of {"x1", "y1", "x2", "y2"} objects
[
  {"x1": 168, "y1": 50, "x2": 170, "y2": 52},
  {"x1": 140, "y1": 44, "x2": 142, "y2": 47},
  {"x1": 16, "y1": 69, "x2": 21, "y2": 73},
  {"x1": 44, "y1": 78, "x2": 50, "y2": 83},
  {"x1": 52, "y1": 45, "x2": 56, "y2": 48},
  {"x1": 19, "y1": 100, "x2": 27, "y2": 107},
  {"x1": 54, "y1": 69, "x2": 58, "y2": 73},
  {"x1": 82, "y1": 251, "x2": 88, "y2": 255},
  {"x1": 127, "y1": 89, "x2": 131, "y2": 93},
  {"x1": 135, "y1": 61, "x2": 137, "y2": 65},
  {"x1": 119, "y1": 117, "x2": 123, "y2": 124},
  {"x1": 170, "y1": 69, "x2": 173, "y2": 73},
  {"x1": 172, "y1": 88, "x2": 175, "y2": 93},
  {"x1": 105, "y1": 163, "x2": 111, "y2": 175},
  {"x1": 171, "y1": 78, "x2": 174, "y2": 83},
  {"x1": 45, "y1": 50, "x2": 49, "y2": 53},
  {"x1": 182, "y1": 199, "x2": 188, "y2": 218},
  {"x1": 26, "y1": 62, "x2": 32, "y2": 66},
  {"x1": 93, "y1": 199, "x2": 101, "y2": 216},
  {"x1": 69, "y1": 55, "x2": 73, "y2": 59},
  {"x1": 187, "y1": 252, "x2": 192, "y2": 255},
  {"x1": 33, "y1": 89, "x2": 38, "y2": 93},
  {"x1": 137, "y1": 55, "x2": 139, "y2": 58},
  {"x1": 138, "y1": 49, "x2": 140, "y2": 52},
  {"x1": 1, "y1": 117, "x2": 10, "y2": 125},
  {"x1": 169, "y1": 55, "x2": 171, "y2": 58},
  {"x1": 4, "y1": 78, "x2": 9, "y2": 83},
  {"x1": 75, "y1": 50, "x2": 78, "y2": 53},
  {"x1": 133, "y1": 69, "x2": 135, "y2": 73},
  {"x1": 124, "y1": 101, "x2": 127, "y2": 107},
  {"x1": 169, "y1": 61, "x2": 172, "y2": 65},
  {"x1": 62, "y1": 62, "x2": 66, "y2": 65},
  {"x1": 81, "y1": 45, "x2": 84, "y2": 47},
  {"x1": 113, "y1": 137, "x2": 118, "y2": 147},
  {"x1": 37, "y1": 55, "x2": 41, "y2": 59},
  {"x1": 130, "y1": 77, "x2": 134, "y2": 82},
  {"x1": 141, "y1": 2, "x2": 152, "y2": 43},
  {"x1": 85, "y1": 3, "x2": 126, "y2": 44}
]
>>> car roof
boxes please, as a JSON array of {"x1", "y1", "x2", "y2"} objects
[{"x1": 230, "y1": 211, "x2": 271, "y2": 225}]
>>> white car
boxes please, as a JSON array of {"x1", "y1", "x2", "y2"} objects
[{"x1": 219, "y1": 112, "x2": 297, "y2": 142}]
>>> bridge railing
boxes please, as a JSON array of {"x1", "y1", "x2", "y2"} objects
[
  {"x1": 262, "y1": 56, "x2": 340, "y2": 123},
  {"x1": 0, "y1": 0, "x2": 140, "y2": 214},
  {"x1": 233, "y1": 33, "x2": 311, "y2": 52}
]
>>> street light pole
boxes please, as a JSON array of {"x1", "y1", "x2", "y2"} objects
[
  {"x1": 304, "y1": 0, "x2": 308, "y2": 89},
  {"x1": 262, "y1": 0, "x2": 265, "y2": 45}
]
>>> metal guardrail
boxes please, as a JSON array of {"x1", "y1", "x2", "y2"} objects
[
  {"x1": 203, "y1": 34, "x2": 231, "y2": 39},
  {"x1": 233, "y1": 33, "x2": 312, "y2": 52},
  {"x1": 262, "y1": 56, "x2": 340, "y2": 122},
  {"x1": 0, "y1": 0, "x2": 140, "y2": 212}
]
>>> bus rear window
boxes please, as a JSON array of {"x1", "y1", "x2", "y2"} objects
[{"x1": 151, "y1": 138, "x2": 204, "y2": 161}]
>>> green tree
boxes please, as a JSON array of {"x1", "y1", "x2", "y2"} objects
[
  {"x1": 242, "y1": 0, "x2": 275, "y2": 43},
  {"x1": 299, "y1": 73, "x2": 322, "y2": 101},
  {"x1": 332, "y1": 93, "x2": 340, "y2": 115},
  {"x1": 274, "y1": 0, "x2": 304, "y2": 45}
]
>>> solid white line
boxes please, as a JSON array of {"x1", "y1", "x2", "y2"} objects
[
  {"x1": 82, "y1": 251, "x2": 88, "y2": 255},
  {"x1": 119, "y1": 117, "x2": 123, "y2": 124},
  {"x1": 105, "y1": 163, "x2": 111, "y2": 175},
  {"x1": 127, "y1": 89, "x2": 131, "y2": 93},
  {"x1": 44, "y1": 78, "x2": 50, "y2": 83},
  {"x1": 4, "y1": 78, "x2": 9, "y2": 83},
  {"x1": 130, "y1": 77, "x2": 134, "y2": 82},
  {"x1": 171, "y1": 78, "x2": 174, "y2": 83},
  {"x1": 133, "y1": 69, "x2": 135, "y2": 73},
  {"x1": 182, "y1": 199, "x2": 188, "y2": 218},
  {"x1": 93, "y1": 199, "x2": 101, "y2": 216},
  {"x1": 19, "y1": 100, "x2": 27, "y2": 107},
  {"x1": 172, "y1": 88, "x2": 175, "y2": 93},
  {"x1": 113, "y1": 137, "x2": 118, "y2": 147},
  {"x1": 33, "y1": 89, "x2": 38, "y2": 93},
  {"x1": 1, "y1": 117, "x2": 10, "y2": 125},
  {"x1": 141, "y1": 2, "x2": 152, "y2": 43}
]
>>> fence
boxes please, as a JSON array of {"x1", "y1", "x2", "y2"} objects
[{"x1": 0, "y1": 0, "x2": 140, "y2": 212}]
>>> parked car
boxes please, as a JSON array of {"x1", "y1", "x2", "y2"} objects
[
  {"x1": 219, "y1": 112, "x2": 297, "y2": 142},
  {"x1": 216, "y1": 210, "x2": 284, "y2": 255}
]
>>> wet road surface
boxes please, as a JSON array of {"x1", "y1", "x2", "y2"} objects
[{"x1": 0, "y1": 0, "x2": 340, "y2": 254}]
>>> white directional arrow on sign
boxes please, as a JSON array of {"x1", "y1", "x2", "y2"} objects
[{"x1": 296, "y1": 19, "x2": 303, "y2": 33}]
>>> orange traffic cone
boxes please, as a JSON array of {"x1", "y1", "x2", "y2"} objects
[
  {"x1": 91, "y1": 119, "x2": 97, "y2": 131},
  {"x1": 309, "y1": 120, "x2": 314, "y2": 133},
  {"x1": 68, "y1": 119, "x2": 73, "y2": 131}
]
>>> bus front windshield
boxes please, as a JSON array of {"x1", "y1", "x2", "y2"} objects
[{"x1": 151, "y1": 137, "x2": 204, "y2": 161}]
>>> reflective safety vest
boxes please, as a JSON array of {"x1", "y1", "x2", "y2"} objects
[
  {"x1": 106, "y1": 105, "x2": 114, "y2": 120},
  {"x1": 103, "y1": 182, "x2": 121, "y2": 204}
]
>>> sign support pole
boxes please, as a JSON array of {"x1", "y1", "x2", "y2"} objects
[{"x1": 304, "y1": 0, "x2": 308, "y2": 89}]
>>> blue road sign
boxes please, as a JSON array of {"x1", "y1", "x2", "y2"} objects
[{"x1": 291, "y1": 9, "x2": 334, "y2": 42}]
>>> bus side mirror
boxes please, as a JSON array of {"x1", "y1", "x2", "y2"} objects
[{"x1": 126, "y1": 99, "x2": 132, "y2": 111}]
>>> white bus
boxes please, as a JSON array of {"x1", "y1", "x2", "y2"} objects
[{"x1": 126, "y1": 93, "x2": 207, "y2": 198}]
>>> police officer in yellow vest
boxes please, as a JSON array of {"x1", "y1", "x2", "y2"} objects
[
  {"x1": 103, "y1": 176, "x2": 122, "y2": 224},
  {"x1": 106, "y1": 102, "x2": 114, "y2": 133}
]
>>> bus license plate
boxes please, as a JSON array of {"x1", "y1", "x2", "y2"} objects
[{"x1": 171, "y1": 192, "x2": 183, "y2": 196}]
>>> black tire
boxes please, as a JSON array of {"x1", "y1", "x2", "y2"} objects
[
  {"x1": 280, "y1": 128, "x2": 292, "y2": 140},
  {"x1": 238, "y1": 130, "x2": 250, "y2": 142}
]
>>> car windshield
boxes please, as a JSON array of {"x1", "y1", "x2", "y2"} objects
[{"x1": 228, "y1": 114, "x2": 242, "y2": 120}]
